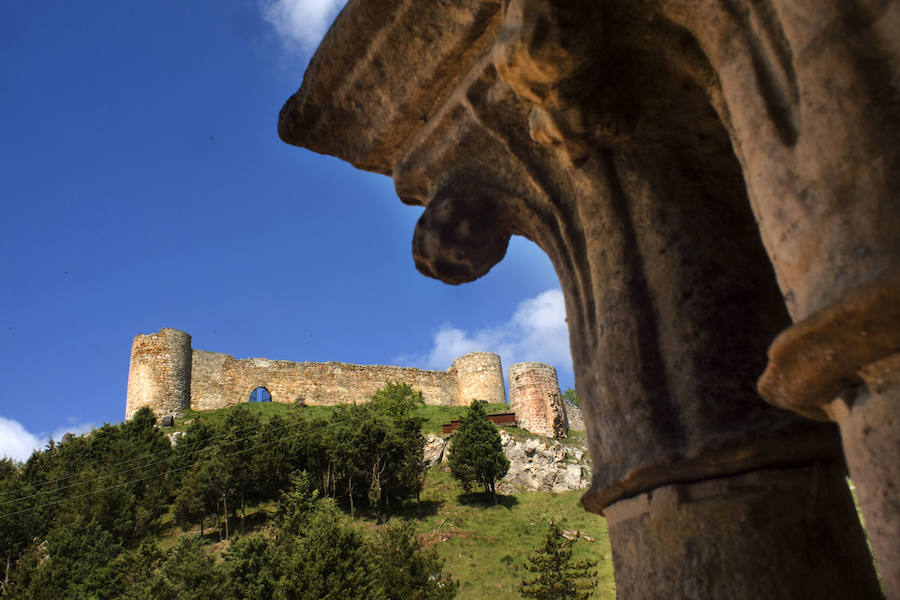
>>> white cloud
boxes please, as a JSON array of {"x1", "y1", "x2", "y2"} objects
[
  {"x1": 0, "y1": 416, "x2": 96, "y2": 463},
  {"x1": 261, "y1": 0, "x2": 348, "y2": 51},
  {"x1": 407, "y1": 289, "x2": 572, "y2": 378},
  {"x1": 0, "y1": 417, "x2": 46, "y2": 462}
]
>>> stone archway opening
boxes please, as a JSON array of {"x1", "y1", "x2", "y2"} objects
[{"x1": 248, "y1": 386, "x2": 271, "y2": 403}]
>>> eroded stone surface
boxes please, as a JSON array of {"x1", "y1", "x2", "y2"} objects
[
  {"x1": 497, "y1": 430, "x2": 590, "y2": 493},
  {"x1": 604, "y1": 463, "x2": 881, "y2": 600},
  {"x1": 562, "y1": 400, "x2": 584, "y2": 431},
  {"x1": 278, "y1": 0, "x2": 898, "y2": 595},
  {"x1": 830, "y1": 353, "x2": 900, "y2": 599},
  {"x1": 126, "y1": 329, "x2": 192, "y2": 419},
  {"x1": 508, "y1": 362, "x2": 567, "y2": 439},
  {"x1": 424, "y1": 430, "x2": 592, "y2": 493}
]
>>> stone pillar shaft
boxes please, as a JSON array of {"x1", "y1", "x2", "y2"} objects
[
  {"x1": 605, "y1": 462, "x2": 881, "y2": 599},
  {"x1": 827, "y1": 354, "x2": 900, "y2": 598}
]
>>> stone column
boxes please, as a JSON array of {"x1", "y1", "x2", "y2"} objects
[
  {"x1": 760, "y1": 285, "x2": 900, "y2": 596},
  {"x1": 655, "y1": 3, "x2": 900, "y2": 593},
  {"x1": 276, "y1": 0, "x2": 885, "y2": 596}
]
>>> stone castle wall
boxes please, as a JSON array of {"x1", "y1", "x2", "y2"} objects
[
  {"x1": 508, "y1": 362, "x2": 567, "y2": 439},
  {"x1": 125, "y1": 328, "x2": 512, "y2": 417},
  {"x1": 190, "y1": 349, "x2": 459, "y2": 410},
  {"x1": 125, "y1": 329, "x2": 192, "y2": 420},
  {"x1": 450, "y1": 352, "x2": 506, "y2": 405}
]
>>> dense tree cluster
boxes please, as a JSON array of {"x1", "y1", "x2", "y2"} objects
[{"x1": 0, "y1": 383, "x2": 452, "y2": 598}]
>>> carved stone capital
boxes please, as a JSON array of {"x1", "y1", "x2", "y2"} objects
[
  {"x1": 278, "y1": 1, "x2": 891, "y2": 594},
  {"x1": 279, "y1": 0, "x2": 852, "y2": 506}
]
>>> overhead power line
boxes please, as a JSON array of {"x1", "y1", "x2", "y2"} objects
[
  {"x1": 0, "y1": 413, "x2": 321, "y2": 508},
  {"x1": 0, "y1": 416, "x2": 338, "y2": 520}
]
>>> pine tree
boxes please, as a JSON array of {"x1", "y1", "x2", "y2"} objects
[
  {"x1": 519, "y1": 522, "x2": 598, "y2": 600},
  {"x1": 370, "y1": 521, "x2": 458, "y2": 600},
  {"x1": 448, "y1": 400, "x2": 509, "y2": 504}
]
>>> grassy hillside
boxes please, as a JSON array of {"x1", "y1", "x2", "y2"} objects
[
  {"x1": 164, "y1": 402, "x2": 614, "y2": 598},
  {"x1": 405, "y1": 468, "x2": 614, "y2": 599}
]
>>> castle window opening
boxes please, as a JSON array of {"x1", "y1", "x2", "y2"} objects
[{"x1": 249, "y1": 387, "x2": 271, "y2": 402}]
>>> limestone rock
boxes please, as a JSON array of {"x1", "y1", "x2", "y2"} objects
[
  {"x1": 497, "y1": 430, "x2": 590, "y2": 493},
  {"x1": 423, "y1": 433, "x2": 450, "y2": 467},
  {"x1": 431, "y1": 430, "x2": 589, "y2": 493}
]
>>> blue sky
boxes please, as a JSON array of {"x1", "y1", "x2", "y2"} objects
[{"x1": 0, "y1": 0, "x2": 571, "y2": 460}]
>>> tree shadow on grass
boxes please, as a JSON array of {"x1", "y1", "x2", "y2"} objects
[
  {"x1": 392, "y1": 499, "x2": 444, "y2": 520},
  {"x1": 456, "y1": 492, "x2": 519, "y2": 509}
]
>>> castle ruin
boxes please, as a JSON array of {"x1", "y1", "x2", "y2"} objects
[{"x1": 125, "y1": 328, "x2": 568, "y2": 438}]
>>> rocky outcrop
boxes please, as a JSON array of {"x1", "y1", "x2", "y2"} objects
[
  {"x1": 497, "y1": 430, "x2": 589, "y2": 493},
  {"x1": 423, "y1": 431, "x2": 590, "y2": 493},
  {"x1": 423, "y1": 433, "x2": 449, "y2": 467}
]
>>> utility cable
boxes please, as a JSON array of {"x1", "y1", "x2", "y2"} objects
[
  {"x1": 0, "y1": 412, "x2": 321, "y2": 505},
  {"x1": 0, "y1": 408, "x2": 312, "y2": 496},
  {"x1": 0, "y1": 409, "x2": 308, "y2": 499},
  {"x1": 0, "y1": 416, "x2": 336, "y2": 520}
]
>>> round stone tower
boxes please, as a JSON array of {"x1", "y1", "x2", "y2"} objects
[
  {"x1": 125, "y1": 328, "x2": 192, "y2": 419},
  {"x1": 451, "y1": 352, "x2": 506, "y2": 406},
  {"x1": 508, "y1": 362, "x2": 568, "y2": 438}
]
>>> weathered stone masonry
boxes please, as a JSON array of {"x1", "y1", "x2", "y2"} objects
[
  {"x1": 508, "y1": 362, "x2": 568, "y2": 438},
  {"x1": 126, "y1": 328, "x2": 542, "y2": 423},
  {"x1": 126, "y1": 328, "x2": 191, "y2": 420},
  {"x1": 277, "y1": 1, "x2": 899, "y2": 596}
]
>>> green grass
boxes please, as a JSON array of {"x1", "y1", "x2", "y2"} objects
[
  {"x1": 161, "y1": 467, "x2": 614, "y2": 599},
  {"x1": 415, "y1": 402, "x2": 510, "y2": 435},
  {"x1": 173, "y1": 401, "x2": 516, "y2": 437},
  {"x1": 395, "y1": 468, "x2": 614, "y2": 599}
]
